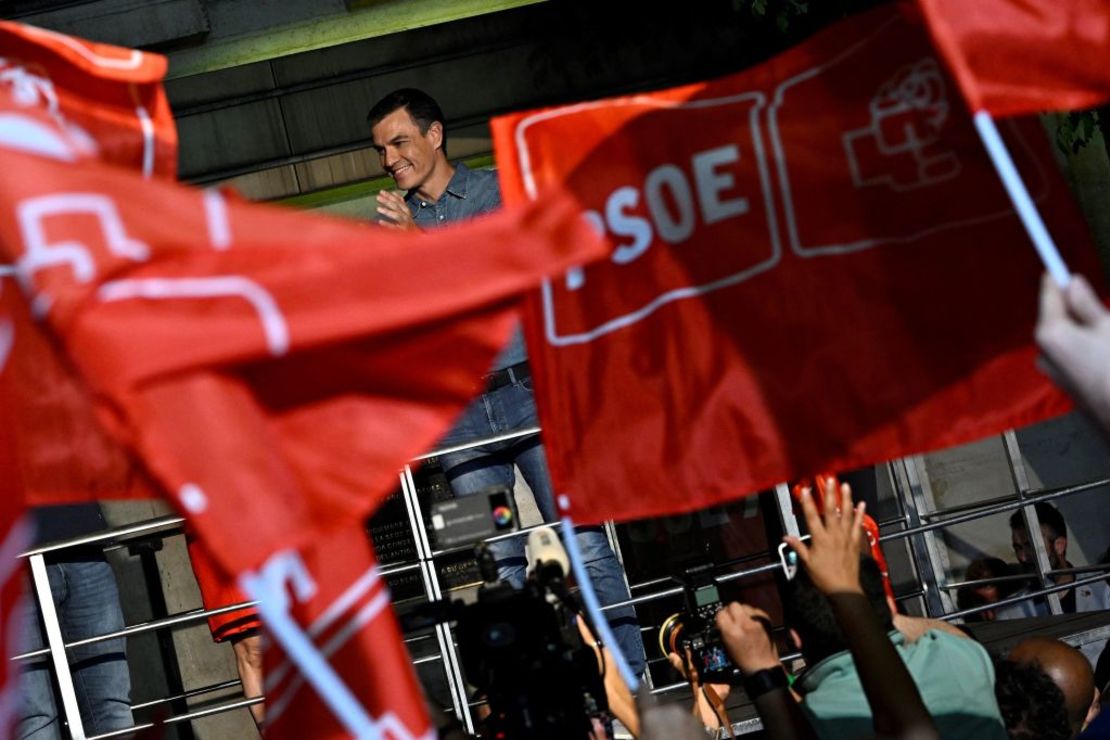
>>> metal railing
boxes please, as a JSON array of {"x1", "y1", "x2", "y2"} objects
[
  {"x1": 16, "y1": 515, "x2": 418, "y2": 739},
  {"x1": 20, "y1": 423, "x2": 1110, "y2": 738}
]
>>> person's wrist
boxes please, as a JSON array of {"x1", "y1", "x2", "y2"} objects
[
  {"x1": 738, "y1": 656, "x2": 781, "y2": 674},
  {"x1": 824, "y1": 582, "x2": 864, "y2": 596},
  {"x1": 742, "y1": 665, "x2": 789, "y2": 701}
]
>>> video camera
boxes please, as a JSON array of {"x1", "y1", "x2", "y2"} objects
[
  {"x1": 658, "y1": 562, "x2": 744, "y2": 685},
  {"x1": 410, "y1": 487, "x2": 610, "y2": 739}
]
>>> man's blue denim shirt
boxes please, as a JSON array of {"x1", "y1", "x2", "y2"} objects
[{"x1": 405, "y1": 162, "x2": 527, "y2": 370}]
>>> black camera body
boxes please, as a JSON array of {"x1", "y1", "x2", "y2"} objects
[
  {"x1": 406, "y1": 543, "x2": 608, "y2": 739},
  {"x1": 659, "y1": 563, "x2": 744, "y2": 685},
  {"x1": 456, "y1": 574, "x2": 607, "y2": 739}
]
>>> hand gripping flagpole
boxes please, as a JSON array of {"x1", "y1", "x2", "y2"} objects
[
  {"x1": 973, "y1": 111, "x2": 1070, "y2": 287},
  {"x1": 559, "y1": 516, "x2": 641, "y2": 692}
]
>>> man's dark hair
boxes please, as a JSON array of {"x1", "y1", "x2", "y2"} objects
[
  {"x1": 784, "y1": 556, "x2": 893, "y2": 666},
  {"x1": 1008, "y1": 502, "x2": 1067, "y2": 540},
  {"x1": 366, "y1": 88, "x2": 448, "y2": 156},
  {"x1": 994, "y1": 659, "x2": 1071, "y2": 740}
]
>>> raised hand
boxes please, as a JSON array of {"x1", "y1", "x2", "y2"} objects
[
  {"x1": 784, "y1": 478, "x2": 866, "y2": 595},
  {"x1": 375, "y1": 189, "x2": 418, "y2": 230}
]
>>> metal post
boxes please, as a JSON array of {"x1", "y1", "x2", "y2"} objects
[
  {"x1": 880, "y1": 464, "x2": 926, "y2": 616},
  {"x1": 28, "y1": 554, "x2": 87, "y2": 740},
  {"x1": 399, "y1": 465, "x2": 474, "y2": 735},
  {"x1": 892, "y1": 458, "x2": 952, "y2": 616},
  {"x1": 1002, "y1": 430, "x2": 1063, "y2": 615}
]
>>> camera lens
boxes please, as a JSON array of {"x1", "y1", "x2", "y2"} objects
[{"x1": 657, "y1": 613, "x2": 685, "y2": 658}]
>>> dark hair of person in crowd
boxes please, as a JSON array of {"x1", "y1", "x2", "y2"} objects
[
  {"x1": 1008, "y1": 501, "x2": 1067, "y2": 539},
  {"x1": 956, "y1": 556, "x2": 1020, "y2": 622},
  {"x1": 994, "y1": 659, "x2": 1071, "y2": 740},
  {"x1": 365, "y1": 88, "x2": 448, "y2": 156},
  {"x1": 784, "y1": 556, "x2": 893, "y2": 666}
]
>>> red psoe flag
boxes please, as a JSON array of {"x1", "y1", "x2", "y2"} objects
[
  {"x1": 0, "y1": 28, "x2": 168, "y2": 729},
  {"x1": 491, "y1": 4, "x2": 1100, "y2": 525},
  {"x1": 0, "y1": 21, "x2": 174, "y2": 509},
  {"x1": 917, "y1": 0, "x2": 1110, "y2": 116}
]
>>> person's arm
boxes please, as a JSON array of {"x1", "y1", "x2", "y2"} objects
[
  {"x1": 577, "y1": 616, "x2": 640, "y2": 736},
  {"x1": 785, "y1": 481, "x2": 938, "y2": 740},
  {"x1": 716, "y1": 602, "x2": 817, "y2": 740}
]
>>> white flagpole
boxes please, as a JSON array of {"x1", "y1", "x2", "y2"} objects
[
  {"x1": 973, "y1": 111, "x2": 1070, "y2": 287},
  {"x1": 559, "y1": 516, "x2": 640, "y2": 692}
]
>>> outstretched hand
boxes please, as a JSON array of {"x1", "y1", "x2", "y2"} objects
[{"x1": 784, "y1": 479, "x2": 866, "y2": 595}]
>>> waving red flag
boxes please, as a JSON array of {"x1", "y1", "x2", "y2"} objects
[
  {"x1": 491, "y1": 4, "x2": 1099, "y2": 525},
  {"x1": 0, "y1": 26, "x2": 170, "y2": 735},
  {"x1": 0, "y1": 21, "x2": 604, "y2": 738},
  {"x1": 917, "y1": 0, "x2": 1110, "y2": 116}
]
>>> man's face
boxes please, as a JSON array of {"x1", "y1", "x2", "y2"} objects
[
  {"x1": 371, "y1": 107, "x2": 441, "y2": 192},
  {"x1": 1012, "y1": 523, "x2": 1065, "y2": 569}
]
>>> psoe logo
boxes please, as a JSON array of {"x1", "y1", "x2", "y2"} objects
[
  {"x1": 0, "y1": 58, "x2": 96, "y2": 160},
  {"x1": 514, "y1": 93, "x2": 781, "y2": 346},
  {"x1": 843, "y1": 58, "x2": 960, "y2": 193}
]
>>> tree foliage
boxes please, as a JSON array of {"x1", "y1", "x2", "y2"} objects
[{"x1": 1055, "y1": 110, "x2": 1101, "y2": 156}]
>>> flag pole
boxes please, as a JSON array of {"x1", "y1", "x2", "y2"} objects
[
  {"x1": 973, "y1": 111, "x2": 1070, "y2": 287},
  {"x1": 560, "y1": 516, "x2": 641, "y2": 692}
]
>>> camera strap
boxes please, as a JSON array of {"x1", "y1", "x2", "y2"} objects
[
  {"x1": 700, "y1": 685, "x2": 735, "y2": 739},
  {"x1": 684, "y1": 645, "x2": 735, "y2": 738}
]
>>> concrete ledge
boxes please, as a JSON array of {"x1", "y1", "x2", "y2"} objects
[{"x1": 18, "y1": 0, "x2": 209, "y2": 49}]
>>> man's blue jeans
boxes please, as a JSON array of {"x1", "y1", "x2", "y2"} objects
[
  {"x1": 17, "y1": 557, "x2": 133, "y2": 740},
  {"x1": 437, "y1": 376, "x2": 646, "y2": 676}
]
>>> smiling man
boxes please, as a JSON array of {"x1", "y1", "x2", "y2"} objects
[
  {"x1": 365, "y1": 88, "x2": 647, "y2": 677},
  {"x1": 368, "y1": 89, "x2": 488, "y2": 230}
]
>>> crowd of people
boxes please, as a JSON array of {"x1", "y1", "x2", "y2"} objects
[{"x1": 16, "y1": 84, "x2": 1110, "y2": 740}]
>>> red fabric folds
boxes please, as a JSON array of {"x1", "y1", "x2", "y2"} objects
[
  {"x1": 917, "y1": 0, "x2": 1110, "y2": 116},
  {"x1": 0, "y1": 20, "x2": 604, "y2": 738},
  {"x1": 258, "y1": 531, "x2": 432, "y2": 739}
]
